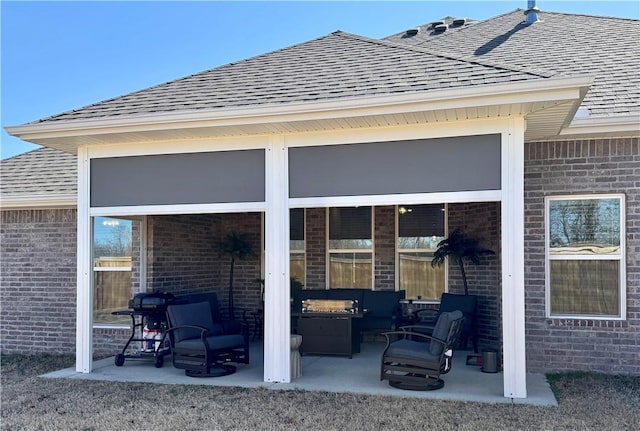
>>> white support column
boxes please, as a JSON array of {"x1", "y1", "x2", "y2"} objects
[
  {"x1": 500, "y1": 119, "x2": 527, "y2": 398},
  {"x1": 76, "y1": 147, "x2": 93, "y2": 373},
  {"x1": 263, "y1": 136, "x2": 291, "y2": 382}
]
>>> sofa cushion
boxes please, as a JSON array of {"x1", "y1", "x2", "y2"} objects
[
  {"x1": 327, "y1": 288, "x2": 364, "y2": 305},
  {"x1": 362, "y1": 290, "x2": 403, "y2": 317}
]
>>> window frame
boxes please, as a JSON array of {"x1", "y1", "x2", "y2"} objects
[
  {"x1": 544, "y1": 194, "x2": 626, "y2": 320},
  {"x1": 326, "y1": 206, "x2": 374, "y2": 289},
  {"x1": 290, "y1": 208, "x2": 306, "y2": 286},
  {"x1": 395, "y1": 204, "x2": 448, "y2": 302},
  {"x1": 92, "y1": 216, "x2": 145, "y2": 329}
]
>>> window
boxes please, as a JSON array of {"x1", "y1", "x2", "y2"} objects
[
  {"x1": 328, "y1": 207, "x2": 373, "y2": 289},
  {"x1": 546, "y1": 195, "x2": 625, "y2": 318},
  {"x1": 397, "y1": 204, "x2": 446, "y2": 301},
  {"x1": 93, "y1": 216, "x2": 133, "y2": 325},
  {"x1": 290, "y1": 208, "x2": 305, "y2": 285}
]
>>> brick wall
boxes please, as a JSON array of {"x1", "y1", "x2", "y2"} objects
[
  {"x1": 524, "y1": 137, "x2": 640, "y2": 375},
  {"x1": 219, "y1": 213, "x2": 263, "y2": 319},
  {"x1": 146, "y1": 212, "x2": 262, "y2": 328},
  {"x1": 147, "y1": 214, "x2": 220, "y2": 294},
  {"x1": 448, "y1": 202, "x2": 502, "y2": 352},
  {"x1": 305, "y1": 208, "x2": 326, "y2": 289},
  {"x1": 1, "y1": 209, "x2": 77, "y2": 354},
  {"x1": 374, "y1": 206, "x2": 396, "y2": 291}
]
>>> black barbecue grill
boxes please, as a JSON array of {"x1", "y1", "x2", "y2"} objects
[
  {"x1": 112, "y1": 291, "x2": 175, "y2": 367},
  {"x1": 128, "y1": 291, "x2": 175, "y2": 311}
]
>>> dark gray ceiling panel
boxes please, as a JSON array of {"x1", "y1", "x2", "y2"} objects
[
  {"x1": 91, "y1": 150, "x2": 265, "y2": 207},
  {"x1": 289, "y1": 134, "x2": 500, "y2": 198}
]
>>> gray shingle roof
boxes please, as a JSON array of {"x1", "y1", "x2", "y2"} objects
[
  {"x1": 385, "y1": 9, "x2": 640, "y2": 118},
  {"x1": 0, "y1": 147, "x2": 76, "y2": 197},
  {"x1": 29, "y1": 31, "x2": 548, "y2": 125}
]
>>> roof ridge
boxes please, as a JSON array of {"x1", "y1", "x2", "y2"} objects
[
  {"x1": 541, "y1": 9, "x2": 639, "y2": 22},
  {"x1": 335, "y1": 30, "x2": 555, "y2": 79}
]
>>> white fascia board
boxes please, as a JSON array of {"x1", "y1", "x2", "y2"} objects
[
  {"x1": 0, "y1": 194, "x2": 77, "y2": 209},
  {"x1": 5, "y1": 76, "x2": 592, "y2": 142},
  {"x1": 561, "y1": 114, "x2": 640, "y2": 136}
]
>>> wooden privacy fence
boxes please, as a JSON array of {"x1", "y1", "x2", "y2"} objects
[{"x1": 93, "y1": 257, "x2": 132, "y2": 323}]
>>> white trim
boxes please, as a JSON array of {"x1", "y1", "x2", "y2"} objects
[
  {"x1": 0, "y1": 194, "x2": 76, "y2": 209},
  {"x1": 290, "y1": 190, "x2": 501, "y2": 209},
  {"x1": 6, "y1": 76, "x2": 592, "y2": 141},
  {"x1": 93, "y1": 267, "x2": 131, "y2": 272},
  {"x1": 139, "y1": 216, "x2": 148, "y2": 293},
  {"x1": 544, "y1": 193, "x2": 626, "y2": 320},
  {"x1": 562, "y1": 114, "x2": 640, "y2": 137},
  {"x1": 290, "y1": 230, "x2": 307, "y2": 284},
  {"x1": 76, "y1": 147, "x2": 93, "y2": 373},
  {"x1": 500, "y1": 120, "x2": 527, "y2": 399},
  {"x1": 89, "y1": 202, "x2": 266, "y2": 217},
  {"x1": 263, "y1": 135, "x2": 291, "y2": 383},
  {"x1": 93, "y1": 324, "x2": 129, "y2": 330}
]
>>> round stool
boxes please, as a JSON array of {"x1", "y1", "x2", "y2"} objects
[{"x1": 290, "y1": 334, "x2": 302, "y2": 379}]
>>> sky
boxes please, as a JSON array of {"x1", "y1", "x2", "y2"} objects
[{"x1": 2, "y1": 1, "x2": 639, "y2": 159}]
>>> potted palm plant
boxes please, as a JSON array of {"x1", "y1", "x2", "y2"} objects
[
  {"x1": 431, "y1": 229, "x2": 495, "y2": 295},
  {"x1": 220, "y1": 232, "x2": 255, "y2": 320}
]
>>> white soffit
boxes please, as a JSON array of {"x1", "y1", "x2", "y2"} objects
[{"x1": 5, "y1": 76, "x2": 592, "y2": 153}]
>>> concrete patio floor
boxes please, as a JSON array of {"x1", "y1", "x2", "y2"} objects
[{"x1": 43, "y1": 341, "x2": 557, "y2": 406}]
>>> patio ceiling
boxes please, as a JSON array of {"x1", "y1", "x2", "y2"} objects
[{"x1": 6, "y1": 76, "x2": 591, "y2": 154}]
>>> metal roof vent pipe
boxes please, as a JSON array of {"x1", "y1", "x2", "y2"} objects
[{"x1": 524, "y1": 0, "x2": 540, "y2": 24}]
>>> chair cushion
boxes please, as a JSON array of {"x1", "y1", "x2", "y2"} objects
[
  {"x1": 387, "y1": 339, "x2": 440, "y2": 363},
  {"x1": 174, "y1": 334, "x2": 245, "y2": 354},
  {"x1": 429, "y1": 310, "x2": 463, "y2": 356},
  {"x1": 221, "y1": 320, "x2": 244, "y2": 335},
  {"x1": 167, "y1": 302, "x2": 216, "y2": 342}
]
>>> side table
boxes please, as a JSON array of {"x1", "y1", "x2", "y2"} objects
[{"x1": 290, "y1": 334, "x2": 302, "y2": 379}]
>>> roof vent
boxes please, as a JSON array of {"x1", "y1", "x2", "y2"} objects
[
  {"x1": 524, "y1": 0, "x2": 540, "y2": 24},
  {"x1": 430, "y1": 20, "x2": 445, "y2": 28},
  {"x1": 405, "y1": 28, "x2": 420, "y2": 36},
  {"x1": 451, "y1": 18, "x2": 467, "y2": 27},
  {"x1": 433, "y1": 24, "x2": 448, "y2": 34}
]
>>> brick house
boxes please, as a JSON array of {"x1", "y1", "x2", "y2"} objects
[{"x1": 2, "y1": 6, "x2": 638, "y2": 398}]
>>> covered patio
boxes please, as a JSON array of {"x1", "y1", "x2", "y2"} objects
[
  {"x1": 6, "y1": 34, "x2": 591, "y2": 398},
  {"x1": 44, "y1": 341, "x2": 557, "y2": 406}
]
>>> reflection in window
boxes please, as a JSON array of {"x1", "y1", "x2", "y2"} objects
[
  {"x1": 290, "y1": 209, "x2": 305, "y2": 285},
  {"x1": 547, "y1": 196, "x2": 624, "y2": 317},
  {"x1": 93, "y1": 216, "x2": 133, "y2": 325},
  {"x1": 328, "y1": 207, "x2": 373, "y2": 288},
  {"x1": 397, "y1": 204, "x2": 445, "y2": 300}
]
